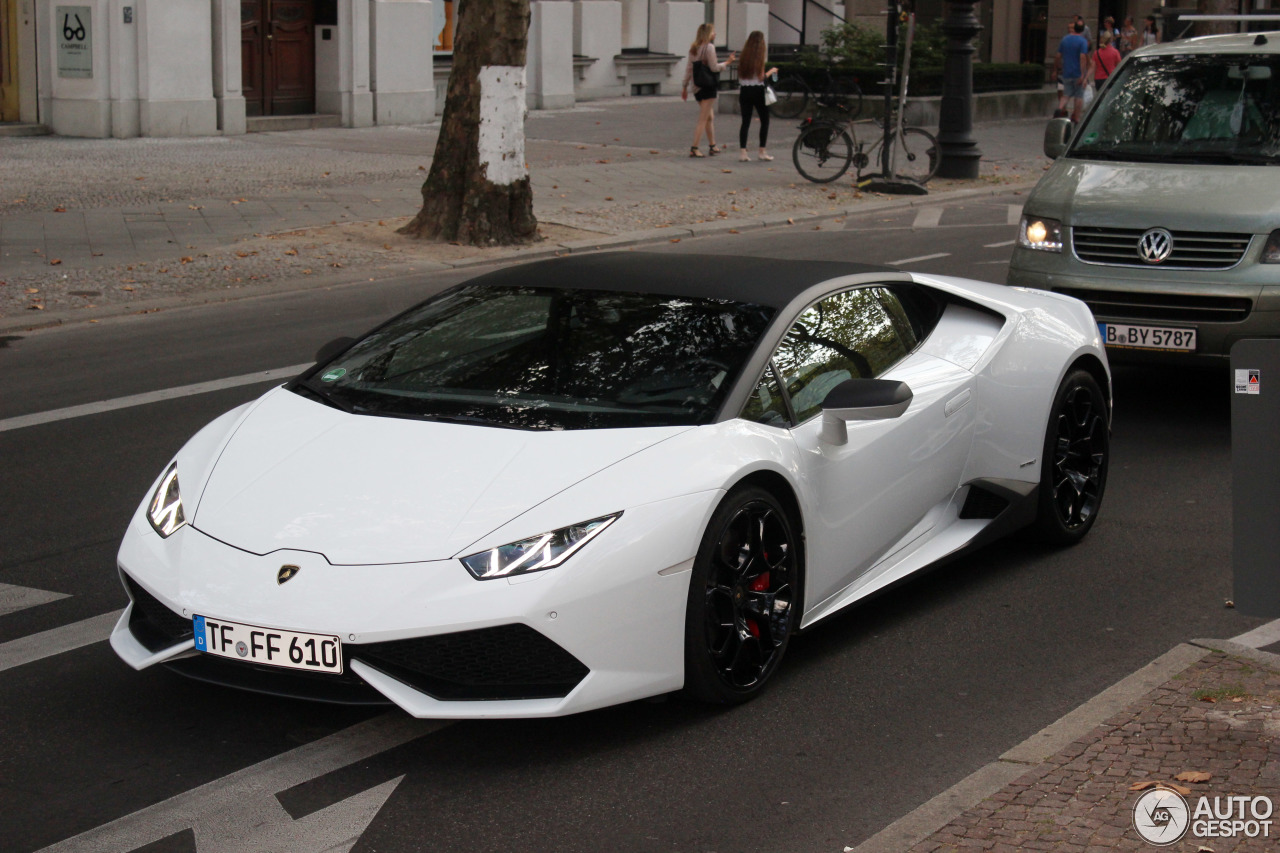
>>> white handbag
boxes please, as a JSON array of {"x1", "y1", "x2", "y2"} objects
[{"x1": 764, "y1": 86, "x2": 777, "y2": 106}]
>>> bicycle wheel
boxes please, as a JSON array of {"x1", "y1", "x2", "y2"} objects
[
  {"x1": 792, "y1": 124, "x2": 854, "y2": 183},
  {"x1": 829, "y1": 77, "x2": 864, "y2": 121},
  {"x1": 886, "y1": 127, "x2": 940, "y2": 183},
  {"x1": 770, "y1": 75, "x2": 808, "y2": 119}
]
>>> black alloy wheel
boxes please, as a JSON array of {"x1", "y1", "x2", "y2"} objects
[
  {"x1": 683, "y1": 486, "x2": 800, "y2": 704},
  {"x1": 1033, "y1": 369, "x2": 1109, "y2": 545}
]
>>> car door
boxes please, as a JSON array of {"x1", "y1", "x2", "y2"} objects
[{"x1": 768, "y1": 286, "x2": 977, "y2": 615}]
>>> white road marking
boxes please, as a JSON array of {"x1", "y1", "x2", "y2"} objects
[
  {"x1": 0, "y1": 364, "x2": 312, "y2": 434},
  {"x1": 1229, "y1": 618, "x2": 1280, "y2": 649},
  {"x1": 36, "y1": 712, "x2": 446, "y2": 853},
  {"x1": 0, "y1": 583, "x2": 70, "y2": 616},
  {"x1": 887, "y1": 253, "x2": 950, "y2": 266},
  {"x1": 984, "y1": 239, "x2": 1016, "y2": 249},
  {"x1": 0, "y1": 610, "x2": 123, "y2": 672},
  {"x1": 1007, "y1": 204, "x2": 1023, "y2": 225},
  {"x1": 912, "y1": 207, "x2": 944, "y2": 228}
]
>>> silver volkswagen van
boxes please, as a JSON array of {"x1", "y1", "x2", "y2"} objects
[{"x1": 1007, "y1": 33, "x2": 1280, "y2": 362}]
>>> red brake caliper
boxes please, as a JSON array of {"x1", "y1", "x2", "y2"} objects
[{"x1": 746, "y1": 572, "x2": 770, "y2": 637}]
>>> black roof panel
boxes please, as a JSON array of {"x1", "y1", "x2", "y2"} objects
[{"x1": 460, "y1": 252, "x2": 893, "y2": 309}]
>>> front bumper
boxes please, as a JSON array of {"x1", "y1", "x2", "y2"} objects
[
  {"x1": 111, "y1": 492, "x2": 717, "y2": 718},
  {"x1": 1008, "y1": 251, "x2": 1280, "y2": 362}
]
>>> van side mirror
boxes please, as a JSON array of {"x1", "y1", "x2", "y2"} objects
[
  {"x1": 819, "y1": 379, "x2": 913, "y2": 445},
  {"x1": 314, "y1": 336, "x2": 356, "y2": 364},
  {"x1": 1044, "y1": 118, "x2": 1073, "y2": 159}
]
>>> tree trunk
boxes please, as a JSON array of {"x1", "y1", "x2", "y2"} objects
[
  {"x1": 1194, "y1": 0, "x2": 1238, "y2": 37},
  {"x1": 398, "y1": 0, "x2": 537, "y2": 246}
]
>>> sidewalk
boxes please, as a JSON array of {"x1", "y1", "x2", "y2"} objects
[
  {"x1": 851, "y1": 635, "x2": 1280, "y2": 853},
  {"x1": 0, "y1": 97, "x2": 1052, "y2": 330}
]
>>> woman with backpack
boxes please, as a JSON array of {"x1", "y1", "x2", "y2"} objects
[{"x1": 682, "y1": 23, "x2": 736, "y2": 157}]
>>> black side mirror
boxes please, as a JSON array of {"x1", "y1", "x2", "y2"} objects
[
  {"x1": 1044, "y1": 118, "x2": 1073, "y2": 159},
  {"x1": 314, "y1": 336, "x2": 356, "y2": 364},
  {"x1": 819, "y1": 378, "x2": 913, "y2": 445}
]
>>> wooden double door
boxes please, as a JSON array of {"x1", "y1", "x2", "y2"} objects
[{"x1": 242, "y1": 0, "x2": 315, "y2": 116}]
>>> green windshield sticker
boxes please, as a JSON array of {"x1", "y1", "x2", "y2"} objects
[
  {"x1": 321, "y1": 368, "x2": 346, "y2": 382},
  {"x1": 1083, "y1": 132, "x2": 1099, "y2": 144}
]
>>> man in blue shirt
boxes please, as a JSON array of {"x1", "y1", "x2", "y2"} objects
[{"x1": 1055, "y1": 21, "x2": 1090, "y2": 122}]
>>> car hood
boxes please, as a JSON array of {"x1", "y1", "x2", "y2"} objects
[
  {"x1": 1034, "y1": 160, "x2": 1280, "y2": 232},
  {"x1": 191, "y1": 388, "x2": 689, "y2": 565}
]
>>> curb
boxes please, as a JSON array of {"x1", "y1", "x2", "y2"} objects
[
  {"x1": 0, "y1": 181, "x2": 1038, "y2": 337},
  {"x1": 844, "y1": 638, "x2": 1280, "y2": 852}
]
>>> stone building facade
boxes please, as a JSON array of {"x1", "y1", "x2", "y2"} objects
[{"x1": 0, "y1": 0, "x2": 1109, "y2": 137}]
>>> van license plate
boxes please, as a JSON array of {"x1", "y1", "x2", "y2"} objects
[
  {"x1": 193, "y1": 615, "x2": 342, "y2": 674},
  {"x1": 1099, "y1": 322, "x2": 1197, "y2": 352}
]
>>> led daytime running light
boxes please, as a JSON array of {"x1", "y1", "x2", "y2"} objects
[
  {"x1": 147, "y1": 463, "x2": 187, "y2": 538},
  {"x1": 1018, "y1": 215, "x2": 1064, "y2": 253},
  {"x1": 461, "y1": 514, "x2": 621, "y2": 580}
]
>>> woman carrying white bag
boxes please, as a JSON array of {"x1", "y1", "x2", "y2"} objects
[{"x1": 736, "y1": 31, "x2": 779, "y2": 162}]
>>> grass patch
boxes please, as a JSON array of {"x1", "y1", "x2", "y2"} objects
[{"x1": 1193, "y1": 685, "x2": 1247, "y2": 702}]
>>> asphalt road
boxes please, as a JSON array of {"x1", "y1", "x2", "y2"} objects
[{"x1": 0, "y1": 193, "x2": 1260, "y2": 853}]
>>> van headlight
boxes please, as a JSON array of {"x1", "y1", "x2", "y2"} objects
[
  {"x1": 1018, "y1": 216, "x2": 1064, "y2": 253},
  {"x1": 460, "y1": 514, "x2": 620, "y2": 580},
  {"x1": 147, "y1": 462, "x2": 187, "y2": 538},
  {"x1": 1261, "y1": 229, "x2": 1280, "y2": 263}
]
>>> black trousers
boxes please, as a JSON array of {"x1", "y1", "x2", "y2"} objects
[{"x1": 738, "y1": 86, "x2": 770, "y2": 149}]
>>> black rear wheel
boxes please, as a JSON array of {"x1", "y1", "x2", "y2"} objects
[
  {"x1": 683, "y1": 486, "x2": 801, "y2": 704},
  {"x1": 792, "y1": 124, "x2": 854, "y2": 183},
  {"x1": 1031, "y1": 369, "x2": 1110, "y2": 545}
]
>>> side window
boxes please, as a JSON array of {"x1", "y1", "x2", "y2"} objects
[
  {"x1": 740, "y1": 364, "x2": 790, "y2": 428},
  {"x1": 774, "y1": 287, "x2": 913, "y2": 423}
]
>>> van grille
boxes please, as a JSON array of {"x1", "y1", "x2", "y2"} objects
[
  {"x1": 1052, "y1": 287, "x2": 1252, "y2": 323},
  {"x1": 1072, "y1": 227, "x2": 1251, "y2": 269}
]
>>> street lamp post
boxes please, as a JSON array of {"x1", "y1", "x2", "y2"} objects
[{"x1": 936, "y1": 0, "x2": 983, "y2": 179}]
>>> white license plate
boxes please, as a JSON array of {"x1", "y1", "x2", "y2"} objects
[
  {"x1": 193, "y1": 615, "x2": 342, "y2": 674},
  {"x1": 1099, "y1": 322, "x2": 1197, "y2": 352}
]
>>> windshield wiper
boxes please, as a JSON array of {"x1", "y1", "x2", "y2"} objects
[{"x1": 293, "y1": 383, "x2": 355, "y2": 414}]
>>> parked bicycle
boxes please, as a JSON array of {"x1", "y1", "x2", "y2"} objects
[
  {"x1": 791, "y1": 107, "x2": 939, "y2": 185},
  {"x1": 769, "y1": 68, "x2": 863, "y2": 120}
]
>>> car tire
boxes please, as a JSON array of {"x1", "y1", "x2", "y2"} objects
[
  {"x1": 682, "y1": 485, "x2": 801, "y2": 704},
  {"x1": 1031, "y1": 369, "x2": 1110, "y2": 546}
]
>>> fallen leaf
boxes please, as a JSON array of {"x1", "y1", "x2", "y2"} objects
[
  {"x1": 828, "y1": 192, "x2": 838, "y2": 199},
  {"x1": 53, "y1": 206, "x2": 66, "y2": 213},
  {"x1": 728, "y1": 229, "x2": 740, "y2": 234},
  {"x1": 284, "y1": 249, "x2": 298, "y2": 256},
  {"x1": 382, "y1": 243, "x2": 392, "y2": 250},
  {"x1": 418, "y1": 165, "x2": 426, "y2": 171},
  {"x1": 787, "y1": 218, "x2": 795, "y2": 225},
  {"x1": 188, "y1": 204, "x2": 203, "y2": 210},
  {"x1": 180, "y1": 257, "x2": 193, "y2": 264},
  {"x1": 721, "y1": 169, "x2": 733, "y2": 174},
  {"x1": 303, "y1": 269, "x2": 313, "y2": 275},
  {"x1": 378, "y1": 221, "x2": 385, "y2": 226},
  {"x1": 27, "y1": 303, "x2": 44, "y2": 310},
  {"x1": 25, "y1": 288, "x2": 39, "y2": 294},
  {"x1": 50, "y1": 259, "x2": 62, "y2": 265},
  {"x1": 330, "y1": 262, "x2": 343, "y2": 268},
  {"x1": 669, "y1": 238, "x2": 681, "y2": 243},
  {"x1": 605, "y1": 196, "x2": 614, "y2": 201},
  {"x1": 596, "y1": 159, "x2": 610, "y2": 164},
  {"x1": 649, "y1": 150, "x2": 659, "y2": 155},
  {"x1": 1175, "y1": 771, "x2": 1212, "y2": 783}
]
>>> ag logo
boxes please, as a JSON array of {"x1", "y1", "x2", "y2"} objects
[
  {"x1": 277, "y1": 564, "x2": 301, "y2": 585},
  {"x1": 1133, "y1": 787, "x2": 1190, "y2": 845},
  {"x1": 1138, "y1": 228, "x2": 1174, "y2": 264}
]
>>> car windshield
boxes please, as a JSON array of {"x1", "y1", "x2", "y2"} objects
[
  {"x1": 1071, "y1": 54, "x2": 1280, "y2": 163},
  {"x1": 294, "y1": 285, "x2": 775, "y2": 430}
]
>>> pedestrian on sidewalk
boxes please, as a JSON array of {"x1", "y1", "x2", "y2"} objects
[
  {"x1": 1142, "y1": 15, "x2": 1159, "y2": 48},
  {"x1": 682, "y1": 23, "x2": 736, "y2": 157},
  {"x1": 1092, "y1": 31, "x2": 1121, "y2": 89},
  {"x1": 1120, "y1": 17, "x2": 1137, "y2": 56},
  {"x1": 1054, "y1": 20, "x2": 1090, "y2": 123},
  {"x1": 735, "y1": 31, "x2": 778, "y2": 162}
]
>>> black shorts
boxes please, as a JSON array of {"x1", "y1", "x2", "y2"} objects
[{"x1": 694, "y1": 87, "x2": 717, "y2": 103}]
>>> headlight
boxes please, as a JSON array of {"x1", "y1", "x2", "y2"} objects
[
  {"x1": 460, "y1": 513, "x2": 621, "y2": 580},
  {"x1": 1261, "y1": 229, "x2": 1280, "y2": 263},
  {"x1": 147, "y1": 462, "x2": 187, "y2": 538},
  {"x1": 1018, "y1": 215, "x2": 1064, "y2": 252}
]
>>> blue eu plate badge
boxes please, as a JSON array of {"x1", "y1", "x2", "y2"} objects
[{"x1": 193, "y1": 615, "x2": 207, "y2": 651}]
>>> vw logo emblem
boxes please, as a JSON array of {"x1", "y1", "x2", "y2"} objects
[
  {"x1": 277, "y1": 564, "x2": 301, "y2": 585},
  {"x1": 1138, "y1": 228, "x2": 1174, "y2": 264}
]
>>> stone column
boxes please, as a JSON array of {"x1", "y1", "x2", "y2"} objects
[
  {"x1": 529, "y1": 1, "x2": 573, "y2": 109},
  {"x1": 726, "y1": 1, "x2": 767, "y2": 51},
  {"x1": 370, "y1": 0, "x2": 434, "y2": 124},
  {"x1": 211, "y1": 0, "x2": 245, "y2": 135},
  {"x1": 648, "y1": 0, "x2": 702, "y2": 95},
  {"x1": 46, "y1": 0, "x2": 112, "y2": 136},
  {"x1": 136, "y1": 0, "x2": 217, "y2": 136},
  {"x1": 574, "y1": 1, "x2": 623, "y2": 100}
]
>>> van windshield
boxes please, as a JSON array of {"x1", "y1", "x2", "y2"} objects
[{"x1": 1071, "y1": 54, "x2": 1280, "y2": 163}]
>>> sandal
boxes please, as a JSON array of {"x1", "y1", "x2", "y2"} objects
[
  {"x1": 689, "y1": 146, "x2": 704, "y2": 158},
  {"x1": 708, "y1": 144, "x2": 725, "y2": 156}
]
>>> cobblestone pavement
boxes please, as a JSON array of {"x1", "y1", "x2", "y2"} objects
[
  {"x1": 900, "y1": 646, "x2": 1280, "y2": 853},
  {"x1": 0, "y1": 97, "x2": 1052, "y2": 326}
]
